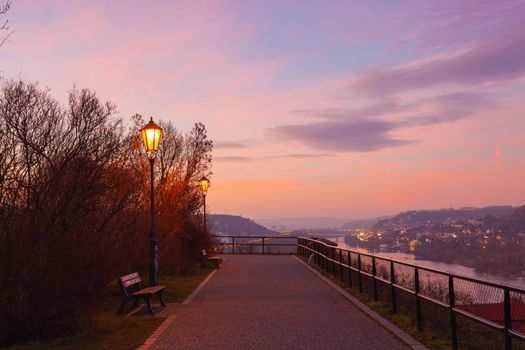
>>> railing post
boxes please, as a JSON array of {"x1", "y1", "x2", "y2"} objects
[
  {"x1": 320, "y1": 244, "x2": 324, "y2": 270},
  {"x1": 348, "y1": 251, "x2": 352, "y2": 288},
  {"x1": 415, "y1": 267, "x2": 422, "y2": 331},
  {"x1": 357, "y1": 253, "x2": 363, "y2": 293},
  {"x1": 325, "y1": 246, "x2": 329, "y2": 272},
  {"x1": 262, "y1": 237, "x2": 265, "y2": 254},
  {"x1": 314, "y1": 242, "x2": 318, "y2": 265},
  {"x1": 504, "y1": 287, "x2": 512, "y2": 350},
  {"x1": 319, "y1": 243, "x2": 326, "y2": 271},
  {"x1": 372, "y1": 256, "x2": 378, "y2": 301},
  {"x1": 315, "y1": 242, "x2": 319, "y2": 266},
  {"x1": 390, "y1": 261, "x2": 397, "y2": 313},
  {"x1": 318, "y1": 243, "x2": 321, "y2": 266},
  {"x1": 448, "y1": 275, "x2": 458, "y2": 350},
  {"x1": 232, "y1": 236, "x2": 235, "y2": 254},
  {"x1": 324, "y1": 246, "x2": 328, "y2": 271},
  {"x1": 332, "y1": 248, "x2": 336, "y2": 276},
  {"x1": 339, "y1": 249, "x2": 344, "y2": 282}
]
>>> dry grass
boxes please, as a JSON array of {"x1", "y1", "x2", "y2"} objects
[{"x1": 5, "y1": 267, "x2": 214, "y2": 350}]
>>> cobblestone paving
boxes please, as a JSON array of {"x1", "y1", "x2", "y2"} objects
[{"x1": 151, "y1": 255, "x2": 408, "y2": 350}]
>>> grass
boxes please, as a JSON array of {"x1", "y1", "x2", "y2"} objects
[
  {"x1": 161, "y1": 267, "x2": 214, "y2": 303},
  {"x1": 314, "y1": 262, "x2": 452, "y2": 350},
  {"x1": 6, "y1": 266, "x2": 214, "y2": 350},
  {"x1": 351, "y1": 289, "x2": 451, "y2": 350}
]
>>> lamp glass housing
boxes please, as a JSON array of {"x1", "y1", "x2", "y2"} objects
[
  {"x1": 198, "y1": 176, "x2": 210, "y2": 195},
  {"x1": 140, "y1": 118, "x2": 162, "y2": 153}
]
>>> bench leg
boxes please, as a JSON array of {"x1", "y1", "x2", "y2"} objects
[
  {"x1": 159, "y1": 290, "x2": 166, "y2": 307},
  {"x1": 146, "y1": 297, "x2": 154, "y2": 314}
]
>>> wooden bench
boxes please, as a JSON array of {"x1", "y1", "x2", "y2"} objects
[
  {"x1": 118, "y1": 272, "x2": 166, "y2": 314},
  {"x1": 202, "y1": 249, "x2": 220, "y2": 269}
]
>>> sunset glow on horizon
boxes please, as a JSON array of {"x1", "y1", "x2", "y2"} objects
[{"x1": 3, "y1": 0, "x2": 525, "y2": 220}]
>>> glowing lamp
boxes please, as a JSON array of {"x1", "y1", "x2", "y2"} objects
[
  {"x1": 140, "y1": 118, "x2": 162, "y2": 154},
  {"x1": 198, "y1": 175, "x2": 210, "y2": 195}
]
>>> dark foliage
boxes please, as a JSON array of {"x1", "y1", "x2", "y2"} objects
[{"x1": 0, "y1": 80, "x2": 213, "y2": 344}]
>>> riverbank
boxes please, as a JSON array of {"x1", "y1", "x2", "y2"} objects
[{"x1": 334, "y1": 237, "x2": 525, "y2": 290}]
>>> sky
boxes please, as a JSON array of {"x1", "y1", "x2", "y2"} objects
[{"x1": 2, "y1": 0, "x2": 525, "y2": 220}]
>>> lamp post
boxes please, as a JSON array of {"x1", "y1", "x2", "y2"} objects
[
  {"x1": 198, "y1": 175, "x2": 210, "y2": 234},
  {"x1": 140, "y1": 118, "x2": 162, "y2": 286}
]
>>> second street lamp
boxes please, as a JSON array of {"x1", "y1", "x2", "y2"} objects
[
  {"x1": 198, "y1": 175, "x2": 210, "y2": 234},
  {"x1": 140, "y1": 117, "x2": 162, "y2": 286}
]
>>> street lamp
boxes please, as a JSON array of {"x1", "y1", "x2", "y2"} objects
[
  {"x1": 198, "y1": 175, "x2": 210, "y2": 234},
  {"x1": 140, "y1": 117, "x2": 162, "y2": 286}
]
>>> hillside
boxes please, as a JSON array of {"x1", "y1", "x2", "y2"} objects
[
  {"x1": 494, "y1": 205, "x2": 525, "y2": 233},
  {"x1": 209, "y1": 214, "x2": 276, "y2": 236},
  {"x1": 257, "y1": 217, "x2": 349, "y2": 230},
  {"x1": 373, "y1": 206, "x2": 514, "y2": 229},
  {"x1": 340, "y1": 217, "x2": 387, "y2": 230}
]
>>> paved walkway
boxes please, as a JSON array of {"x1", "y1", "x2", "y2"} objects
[{"x1": 150, "y1": 255, "x2": 408, "y2": 350}]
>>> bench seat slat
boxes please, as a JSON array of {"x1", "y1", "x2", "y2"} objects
[{"x1": 131, "y1": 285, "x2": 165, "y2": 296}]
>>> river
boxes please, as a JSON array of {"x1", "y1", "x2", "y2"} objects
[{"x1": 331, "y1": 235, "x2": 525, "y2": 290}]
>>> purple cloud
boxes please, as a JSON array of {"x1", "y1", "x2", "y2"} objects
[
  {"x1": 214, "y1": 153, "x2": 332, "y2": 162},
  {"x1": 271, "y1": 119, "x2": 412, "y2": 152},
  {"x1": 265, "y1": 153, "x2": 333, "y2": 159},
  {"x1": 357, "y1": 25, "x2": 525, "y2": 97},
  {"x1": 289, "y1": 100, "x2": 400, "y2": 121},
  {"x1": 271, "y1": 91, "x2": 495, "y2": 152},
  {"x1": 401, "y1": 91, "x2": 498, "y2": 127}
]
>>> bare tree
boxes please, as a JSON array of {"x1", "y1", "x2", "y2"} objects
[
  {"x1": 1, "y1": 80, "x2": 215, "y2": 344},
  {"x1": 1, "y1": 1, "x2": 12, "y2": 47}
]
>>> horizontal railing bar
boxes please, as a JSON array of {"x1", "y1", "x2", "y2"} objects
[
  {"x1": 214, "y1": 235, "x2": 298, "y2": 239},
  {"x1": 393, "y1": 284, "x2": 415, "y2": 295},
  {"x1": 298, "y1": 239, "x2": 525, "y2": 293},
  {"x1": 375, "y1": 276, "x2": 391, "y2": 284},
  {"x1": 298, "y1": 237, "x2": 525, "y2": 349},
  {"x1": 509, "y1": 329, "x2": 525, "y2": 341},
  {"x1": 216, "y1": 243, "x2": 297, "y2": 246},
  {"x1": 418, "y1": 294, "x2": 449, "y2": 308},
  {"x1": 453, "y1": 307, "x2": 506, "y2": 331},
  {"x1": 360, "y1": 271, "x2": 373, "y2": 278}
]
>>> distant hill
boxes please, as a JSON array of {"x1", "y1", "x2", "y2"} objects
[
  {"x1": 256, "y1": 217, "x2": 349, "y2": 230},
  {"x1": 494, "y1": 205, "x2": 525, "y2": 233},
  {"x1": 340, "y1": 217, "x2": 388, "y2": 230},
  {"x1": 209, "y1": 214, "x2": 276, "y2": 236},
  {"x1": 374, "y1": 206, "x2": 514, "y2": 229}
]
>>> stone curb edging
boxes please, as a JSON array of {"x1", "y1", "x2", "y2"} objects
[
  {"x1": 137, "y1": 316, "x2": 176, "y2": 350},
  {"x1": 293, "y1": 255, "x2": 429, "y2": 350},
  {"x1": 183, "y1": 268, "x2": 219, "y2": 305}
]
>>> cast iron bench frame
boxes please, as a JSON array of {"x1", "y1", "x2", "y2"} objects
[
  {"x1": 118, "y1": 272, "x2": 166, "y2": 314},
  {"x1": 202, "y1": 249, "x2": 220, "y2": 269}
]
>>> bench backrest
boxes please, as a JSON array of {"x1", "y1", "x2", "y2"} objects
[{"x1": 120, "y1": 272, "x2": 143, "y2": 297}]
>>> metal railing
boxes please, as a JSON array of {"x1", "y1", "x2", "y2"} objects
[
  {"x1": 298, "y1": 237, "x2": 525, "y2": 350},
  {"x1": 214, "y1": 235, "x2": 298, "y2": 254}
]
